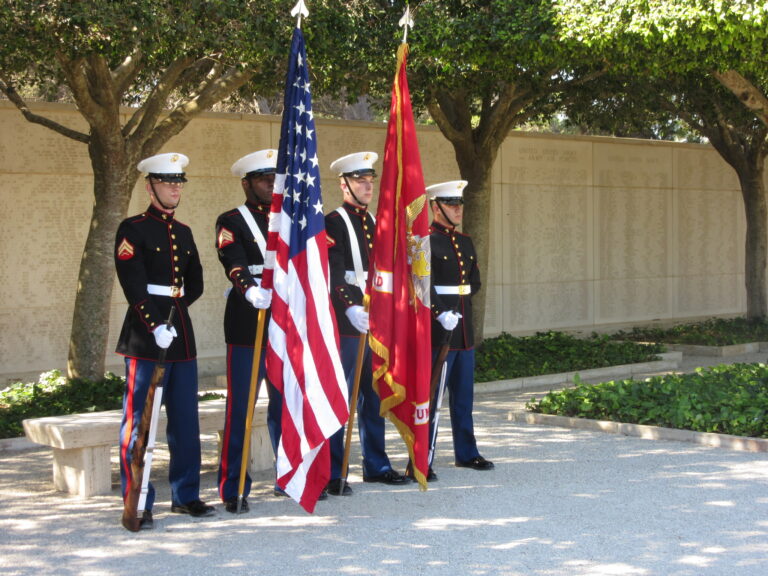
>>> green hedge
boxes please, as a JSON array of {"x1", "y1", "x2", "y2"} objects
[
  {"x1": 0, "y1": 370, "x2": 124, "y2": 438},
  {"x1": 527, "y1": 363, "x2": 768, "y2": 438},
  {"x1": 612, "y1": 317, "x2": 768, "y2": 346},
  {"x1": 475, "y1": 331, "x2": 665, "y2": 382}
]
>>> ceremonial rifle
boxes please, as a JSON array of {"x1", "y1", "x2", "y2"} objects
[
  {"x1": 121, "y1": 307, "x2": 175, "y2": 532},
  {"x1": 427, "y1": 325, "x2": 453, "y2": 467}
]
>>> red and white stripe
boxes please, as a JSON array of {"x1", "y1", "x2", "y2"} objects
[{"x1": 263, "y1": 173, "x2": 348, "y2": 512}]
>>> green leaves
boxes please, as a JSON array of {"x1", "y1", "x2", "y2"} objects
[
  {"x1": 0, "y1": 370, "x2": 124, "y2": 438},
  {"x1": 0, "y1": 370, "x2": 223, "y2": 438},
  {"x1": 475, "y1": 330, "x2": 664, "y2": 382},
  {"x1": 527, "y1": 363, "x2": 768, "y2": 438},
  {"x1": 612, "y1": 317, "x2": 768, "y2": 346}
]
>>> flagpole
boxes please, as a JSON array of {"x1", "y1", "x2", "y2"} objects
[
  {"x1": 235, "y1": 307, "x2": 267, "y2": 514},
  {"x1": 262, "y1": 2, "x2": 349, "y2": 512},
  {"x1": 340, "y1": 330, "x2": 366, "y2": 494}
]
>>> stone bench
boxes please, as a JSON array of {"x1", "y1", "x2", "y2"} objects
[{"x1": 22, "y1": 399, "x2": 273, "y2": 498}]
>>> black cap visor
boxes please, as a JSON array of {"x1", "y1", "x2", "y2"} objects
[
  {"x1": 149, "y1": 172, "x2": 187, "y2": 183},
  {"x1": 343, "y1": 168, "x2": 377, "y2": 178},
  {"x1": 245, "y1": 169, "x2": 276, "y2": 179},
  {"x1": 436, "y1": 197, "x2": 463, "y2": 206}
]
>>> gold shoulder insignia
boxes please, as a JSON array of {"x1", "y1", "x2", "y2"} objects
[
  {"x1": 217, "y1": 227, "x2": 235, "y2": 248},
  {"x1": 117, "y1": 238, "x2": 135, "y2": 261}
]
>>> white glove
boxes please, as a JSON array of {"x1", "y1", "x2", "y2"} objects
[
  {"x1": 345, "y1": 305, "x2": 369, "y2": 334},
  {"x1": 437, "y1": 311, "x2": 462, "y2": 331},
  {"x1": 245, "y1": 286, "x2": 272, "y2": 309},
  {"x1": 153, "y1": 324, "x2": 178, "y2": 349}
]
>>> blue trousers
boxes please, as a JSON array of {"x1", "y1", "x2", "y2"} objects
[
  {"x1": 329, "y1": 336, "x2": 393, "y2": 479},
  {"x1": 217, "y1": 344, "x2": 282, "y2": 501},
  {"x1": 119, "y1": 357, "x2": 201, "y2": 511},
  {"x1": 429, "y1": 349, "x2": 481, "y2": 464}
]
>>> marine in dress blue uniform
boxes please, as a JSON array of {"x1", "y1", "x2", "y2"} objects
[
  {"x1": 325, "y1": 151, "x2": 407, "y2": 495},
  {"x1": 115, "y1": 152, "x2": 214, "y2": 531},
  {"x1": 427, "y1": 180, "x2": 494, "y2": 476},
  {"x1": 214, "y1": 150, "x2": 289, "y2": 512}
]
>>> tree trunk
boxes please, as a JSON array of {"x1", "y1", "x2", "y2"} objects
[
  {"x1": 708, "y1": 125, "x2": 768, "y2": 321},
  {"x1": 738, "y1": 166, "x2": 768, "y2": 319},
  {"x1": 67, "y1": 141, "x2": 135, "y2": 380},
  {"x1": 454, "y1": 150, "x2": 496, "y2": 346}
]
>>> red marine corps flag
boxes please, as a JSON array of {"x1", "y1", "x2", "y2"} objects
[
  {"x1": 368, "y1": 10, "x2": 432, "y2": 489},
  {"x1": 262, "y1": 3, "x2": 348, "y2": 513}
]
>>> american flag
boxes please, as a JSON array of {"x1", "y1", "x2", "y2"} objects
[{"x1": 262, "y1": 27, "x2": 348, "y2": 513}]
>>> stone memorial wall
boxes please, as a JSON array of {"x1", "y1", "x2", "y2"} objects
[{"x1": 0, "y1": 101, "x2": 747, "y2": 382}]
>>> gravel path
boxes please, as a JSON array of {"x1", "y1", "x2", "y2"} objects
[{"x1": 2, "y1": 351, "x2": 767, "y2": 575}]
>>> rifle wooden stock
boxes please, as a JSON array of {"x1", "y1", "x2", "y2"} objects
[{"x1": 121, "y1": 307, "x2": 175, "y2": 532}]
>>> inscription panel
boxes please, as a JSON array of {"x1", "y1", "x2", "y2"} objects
[
  {"x1": 0, "y1": 175, "x2": 90, "y2": 308},
  {"x1": 676, "y1": 147, "x2": 740, "y2": 191},
  {"x1": 482, "y1": 184, "x2": 504, "y2": 335},
  {"x1": 598, "y1": 187, "x2": 670, "y2": 279},
  {"x1": 677, "y1": 188, "x2": 742, "y2": 276},
  {"x1": 417, "y1": 128, "x2": 463, "y2": 182},
  {"x1": 501, "y1": 136, "x2": 592, "y2": 186},
  {"x1": 596, "y1": 278, "x2": 672, "y2": 322},
  {"x1": 0, "y1": 104, "x2": 91, "y2": 175},
  {"x1": 502, "y1": 281, "x2": 593, "y2": 331},
  {"x1": 167, "y1": 115, "x2": 276, "y2": 178},
  {"x1": 678, "y1": 274, "x2": 743, "y2": 315},
  {"x1": 594, "y1": 142, "x2": 672, "y2": 189},
  {"x1": 504, "y1": 185, "x2": 591, "y2": 284}
]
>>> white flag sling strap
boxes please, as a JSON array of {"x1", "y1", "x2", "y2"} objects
[
  {"x1": 335, "y1": 207, "x2": 375, "y2": 289},
  {"x1": 238, "y1": 204, "x2": 268, "y2": 261}
]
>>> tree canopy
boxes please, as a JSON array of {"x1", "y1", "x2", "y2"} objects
[
  {"x1": 0, "y1": 1, "x2": 302, "y2": 380},
  {"x1": 319, "y1": 0, "x2": 606, "y2": 340},
  {"x1": 555, "y1": 0, "x2": 768, "y2": 318}
]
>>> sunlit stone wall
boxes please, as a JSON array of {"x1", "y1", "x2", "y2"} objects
[{"x1": 0, "y1": 101, "x2": 746, "y2": 382}]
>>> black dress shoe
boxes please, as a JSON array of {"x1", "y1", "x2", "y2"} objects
[
  {"x1": 318, "y1": 487, "x2": 328, "y2": 501},
  {"x1": 139, "y1": 510, "x2": 153, "y2": 530},
  {"x1": 405, "y1": 462, "x2": 438, "y2": 482},
  {"x1": 224, "y1": 497, "x2": 249, "y2": 514},
  {"x1": 455, "y1": 456, "x2": 495, "y2": 471},
  {"x1": 273, "y1": 486, "x2": 289, "y2": 497},
  {"x1": 171, "y1": 499, "x2": 216, "y2": 517},
  {"x1": 326, "y1": 478, "x2": 353, "y2": 496},
  {"x1": 363, "y1": 469, "x2": 408, "y2": 485}
]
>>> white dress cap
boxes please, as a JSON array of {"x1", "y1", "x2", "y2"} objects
[
  {"x1": 137, "y1": 153, "x2": 189, "y2": 181},
  {"x1": 426, "y1": 180, "x2": 468, "y2": 200},
  {"x1": 231, "y1": 149, "x2": 278, "y2": 178},
  {"x1": 330, "y1": 151, "x2": 379, "y2": 176}
]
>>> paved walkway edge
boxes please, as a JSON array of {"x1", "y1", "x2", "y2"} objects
[
  {"x1": 0, "y1": 436, "x2": 36, "y2": 452},
  {"x1": 475, "y1": 353, "x2": 681, "y2": 394},
  {"x1": 508, "y1": 411, "x2": 768, "y2": 453}
]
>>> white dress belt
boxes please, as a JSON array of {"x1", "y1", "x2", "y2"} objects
[
  {"x1": 147, "y1": 284, "x2": 185, "y2": 298},
  {"x1": 248, "y1": 264, "x2": 264, "y2": 276},
  {"x1": 434, "y1": 285, "x2": 471, "y2": 295}
]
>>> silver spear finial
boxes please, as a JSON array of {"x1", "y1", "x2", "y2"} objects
[{"x1": 291, "y1": 0, "x2": 309, "y2": 29}]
